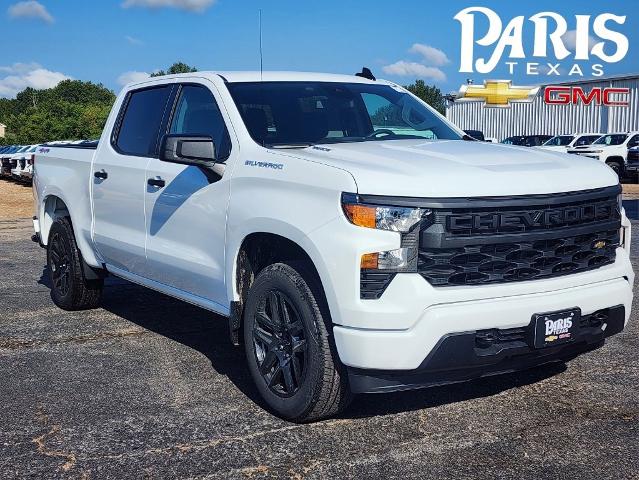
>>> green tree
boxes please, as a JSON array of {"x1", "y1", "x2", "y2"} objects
[
  {"x1": 0, "y1": 80, "x2": 115, "y2": 145},
  {"x1": 404, "y1": 80, "x2": 446, "y2": 115},
  {"x1": 151, "y1": 62, "x2": 198, "y2": 77}
]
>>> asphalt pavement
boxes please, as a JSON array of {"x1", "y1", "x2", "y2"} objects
[{"x1": 1, "y1": 217, "x2": 638, "y2": 479}]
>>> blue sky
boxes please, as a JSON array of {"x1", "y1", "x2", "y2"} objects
[{"x1": 1, "y1": 0, "x2": 637, "y2": 98}]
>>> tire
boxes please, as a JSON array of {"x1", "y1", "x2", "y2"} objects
[
  {"x1": 243, "y1": 262, "x2": 352, "y2": 422},
  {"x1": 606, "y1": 160, "x2": 623, "y2": 179},
  {"x1": 47, "y1": 217, "x2": 103, "y2": 310}
]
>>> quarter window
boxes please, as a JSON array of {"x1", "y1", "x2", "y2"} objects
[
  {"x1": 115, "y1": 86, "x2": 173, "y2": 157},
  {"x1": 169, "y1": 85, "x2": 232, "y2": 160}
]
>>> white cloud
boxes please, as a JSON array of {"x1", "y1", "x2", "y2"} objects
[
  {"x1": 409, "y1": 44, "x2": 450, "y2": 67},
  {"x1": 7, "y1": 1, "x2": 54, "y2": 24},
  {"x1": 561, "y1": 30, "x2": 598, "y2": 52},
  {"x1": 382, "y1": 61, "x2": 446, "y2": 81},
  {"x1": 117, "y1": 71, "x2": 151, "y2": 86},
  {"x1": 125, "y1": 35, "x2": 144, "y2": 45},
  {"x1": 121, "y1": 0, "x2": 216, "y2": 13},
  {"x1": 0, "y1": 63, "x2": 70, "y2": 98}
]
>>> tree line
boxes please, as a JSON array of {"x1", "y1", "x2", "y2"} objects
[{"x1": 0, "y1": 62, "x2": 445, "y2": 146}]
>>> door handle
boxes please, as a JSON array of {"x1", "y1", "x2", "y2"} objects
[
  {"x1": 147, "y1": 177, "x2": 166, "y2": 188},
  {"x1": 94, "y1": 170, "x2": 108, "y2": 180}
]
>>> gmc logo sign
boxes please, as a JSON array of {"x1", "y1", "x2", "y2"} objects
[
  {"x1": 544, "y1": 86, "x2": 630, "y2": 106},
  {"x1": 448, "y1": 203, "x2": 618, "y2": 233}
]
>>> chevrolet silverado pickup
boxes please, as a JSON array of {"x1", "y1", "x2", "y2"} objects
[
  {"x1": 33, "y1": 71, "x2": 634, "y2": 422},
  {"x1": 568, "y1": 131, "x2": 639, "y2": 178}
]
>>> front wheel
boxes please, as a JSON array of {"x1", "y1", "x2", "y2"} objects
[
  {"x1": 606, "y1": 160, "x2": 623, "y2": 179},
  {"x1": 243, "y1": 262, "x2": 351, "y2": 422}
]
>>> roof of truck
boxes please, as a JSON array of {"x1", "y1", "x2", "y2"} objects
[{"x1": 129, "y1": 71, "x2": 385, "y2": 87}]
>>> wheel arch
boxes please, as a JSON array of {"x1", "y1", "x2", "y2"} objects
[
  {"x1": 40, "y1": 194, "x2": 71, "y2": 247},
  {"x1": 227, "y1": 227, "x2": 333, "y2": 345},
  {"x1": 39, "y1": 191, "x2": 103, "y2": 270}
]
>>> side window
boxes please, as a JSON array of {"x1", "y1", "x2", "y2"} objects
[
  {"x1": 628, "y1": 135, "x2": 639, "y2": 148},
  {"x1": 115, "y1": 86, "x2": 173, "y2": 157},
  {"x1": 170, "y1": 85, "x2": 232, "y2": 160}
]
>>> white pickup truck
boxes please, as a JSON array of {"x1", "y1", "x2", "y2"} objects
[
  {"x1": 33, "y1": 71, "x2": 634, "y2": 422},
  {"x1": 568, "y1": 132, "x2": 639, "y2": 178}
]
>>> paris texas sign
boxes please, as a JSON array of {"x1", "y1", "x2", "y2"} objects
[{"x1": 454, "y1": 7, "x2": 630, "y2": 78}]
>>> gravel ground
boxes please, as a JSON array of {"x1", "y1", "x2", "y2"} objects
[
  {"x1": 0, "y1": 180, "x2": 33, "y2": 220},
  {"x1": 0, "y1": 190, "x2": 638, "y2": 479}
]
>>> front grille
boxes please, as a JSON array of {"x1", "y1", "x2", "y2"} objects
[
  {"x1": 418, "y1": 186, "x2": 621, "y2": 287},
  {"x1": 419, "y1": 229, "x2": 619, "y2": 286}
]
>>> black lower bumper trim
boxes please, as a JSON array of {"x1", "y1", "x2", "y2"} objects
[{"x1": 348, "y1": 305, "x2": 625, "y2": 394}]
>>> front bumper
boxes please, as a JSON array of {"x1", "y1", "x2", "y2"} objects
[
  {"x1": 334, "y1": 270, "x2": 633, "y2": 371},
  {"x1": 348, "y1": 305, "x2": 625, "y2": 393}
]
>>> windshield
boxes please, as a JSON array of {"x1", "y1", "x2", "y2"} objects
[
  {"x1": 543, "y1": 135, "x2": 573, "y2": 146},
  {"x1": 226, "y1": 81, "x2": 461, "y2": 147},
  {"x1": 594, "y1": 134, "x2": 627, "y2": 146},
  {"x1": 574, "y1": 135, "x2": 601, "y2": 147},
  {"x1": 501, "y1": 136, "x2": 525, "y2": 145}
]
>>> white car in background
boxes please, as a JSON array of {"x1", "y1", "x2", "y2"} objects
[
  {"x1": 540, "y1": 133, "x2": 603, "y2": 152},
  {"x1": 568, "y1": 132, "x2": 639, "y2": 178},
  {"x1": 19, "y1": 145, "x2": 40, "y2": 182},
  {"x1": 10, "y1": 144, "x2": 38, "y2": 181}
]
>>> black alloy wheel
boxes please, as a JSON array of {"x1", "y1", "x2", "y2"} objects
[
  {"x1": 46, "y1": 217, "x2": 103, "y2": 310},
  {"x1": 49, "y1": 231, "x2": 72, "y2": 297},
  {"x1": 253, "y1": 290, "x2": 309, "y2": 397},
  {"x1": 243, "y1": 262, "x2": 352, "y2": 422}
]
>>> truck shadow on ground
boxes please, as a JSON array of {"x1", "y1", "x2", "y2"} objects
[{"x1": 38, "y1": 267, "x2": 567, "y2": 420}]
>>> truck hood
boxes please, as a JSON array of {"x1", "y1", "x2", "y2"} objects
[{"x1": 294, "y1": 139, "x2": 617, "y2": 197}]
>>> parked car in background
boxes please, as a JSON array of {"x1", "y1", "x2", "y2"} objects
[
  {"x1": 540, "y1": 133, "x2": 603, "y2": 152},
  {"x1": 568, "y1": 132, "x2": 639, "y2": 178},
  {"x1": 1, "y1": 145, "x2": 16, "y2": 174},
  {"x1": 625, "y1": 147, "x2": 639, "y2": 180},
  {"x1": 463, "y1": 129, "x2": 485, "y2": 141},
  {"x1": 501, "y1": 135, "x2": 553, "y2": 147},
  {"x1": 9, "y1": 145, "x2": 36, "y2": 181},
  {"x1": 16, "y1": 145, "x2": 39, "y2": 183},
  {"x1": 1, "y1": 145, "x2": 24, "y2": 176}
]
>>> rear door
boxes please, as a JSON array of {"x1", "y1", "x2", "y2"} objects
[
  {"x1": 142, "y1": 81, "x2": 233, "y2": 308},
  {"x1": 92, "y1": 84, "x2": 174, "y2": 272}
]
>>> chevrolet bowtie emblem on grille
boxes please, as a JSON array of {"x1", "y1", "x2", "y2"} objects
[
  {"x1": 593, "y1": 240, "x2": 607, "y2": 249},
  {"x1": 456, "y1": 80, "x2": 540, "y2": 108}
]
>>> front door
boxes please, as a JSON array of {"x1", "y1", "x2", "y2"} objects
[
  {"x1": 143, "y1": 82, "x2": 233, "y2": 309},
  {"x1": 92, "y1": 84, "x2": 174, "y2": 272}
]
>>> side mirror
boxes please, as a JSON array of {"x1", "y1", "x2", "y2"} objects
[{"x1": 160, "y1": 134, "x2": 217, "y2": 167}]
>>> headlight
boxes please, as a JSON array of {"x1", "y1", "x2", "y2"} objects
[
  {"x1": 342, "y1": 193, "x2": 429, "y2": 276},
  {"x1": 341, "y1": 193, "x2": 430, "y2": 233}
]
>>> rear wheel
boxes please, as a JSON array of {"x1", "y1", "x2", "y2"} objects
[
  {"x1": 243, "y1": 262, "x2": 351, "y2": 422},
  {"x1": 47, "y1": 217, "x2": 103, "y2": 310}
]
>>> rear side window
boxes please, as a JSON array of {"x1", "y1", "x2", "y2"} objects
[{"x1": 115, "y1": 86, "x2": 172, "y2": 157}]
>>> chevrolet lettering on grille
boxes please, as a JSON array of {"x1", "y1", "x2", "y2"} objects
[{"x1": 447, "y1": 201, "x2": 618, "y2": 234}]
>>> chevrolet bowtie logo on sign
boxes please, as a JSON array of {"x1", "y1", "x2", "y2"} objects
[{"x1": 456, "y1": 80, "x2": 540, "y2": 108}]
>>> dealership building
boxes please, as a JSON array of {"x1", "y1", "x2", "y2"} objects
[{"x1": 445, "y1": 74, "x2": 639, "y2": 142}]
